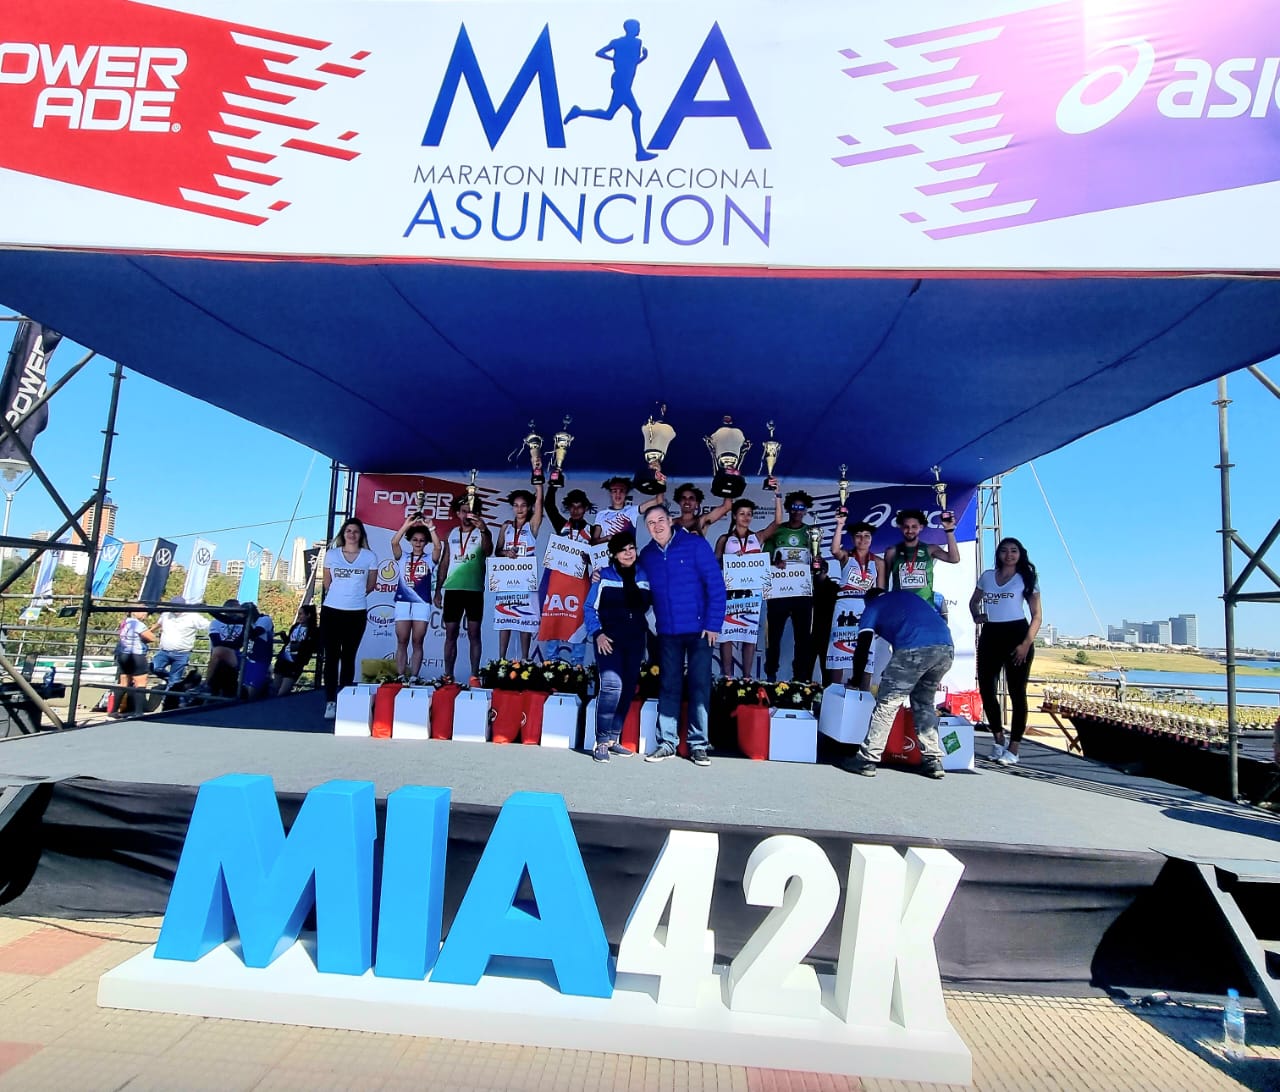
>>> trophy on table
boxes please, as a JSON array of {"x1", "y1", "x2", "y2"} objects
[
  {"x1": 705, "y1": 416, "x2": 751, "y2": 499},
  {"x1": 761, "y1": 421, "x2": 781, "y2": 491},
  {"x1": 523, "y1": 421, "x2": 545, "y2": 485},
  {"x1": 547, "y1": 416, "x2": 573, "y2": 487},
  {"x1": 636, "y1": 407, "x2": 675, "y2": 495},
  {"x1": 838, "y1": 464, "x2": 849, "y2": 509},
  {"x1": 466, "y1": 469, "x2": 481, "y2": 514}
]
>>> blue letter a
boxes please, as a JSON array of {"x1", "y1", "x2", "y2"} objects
[
  {"x1": 649, "y1": 23, "x2": 770, "y2": 150},
  {"x1": 423, "y1": 25, "x2": 565, "y2": 149},
  {"x1": 154, "y1": 775, "x2": 376, "y2": 975},
  {"x1": 432, "y1": 792, "x2": 612, "y2": 997}
]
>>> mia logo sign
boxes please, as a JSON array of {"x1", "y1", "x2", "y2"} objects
[
  {"x1": 98, "y1": 776, "x2": 970, "y2": 1083},
  {"x1": 406, "y1": 18, "x2": 775, "y2": 254}
]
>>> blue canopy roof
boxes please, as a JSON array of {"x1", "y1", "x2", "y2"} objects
[{"x1": 1, "y1": 248, "x2": 1277, "y2": 488}]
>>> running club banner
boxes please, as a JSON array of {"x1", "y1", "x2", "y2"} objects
[
  {"x1": 2, "y1": 0, "x2": 1278, "y2": 271},
  {"x1": 352, "y1": 472, "x2": 977, "y2": 692}
]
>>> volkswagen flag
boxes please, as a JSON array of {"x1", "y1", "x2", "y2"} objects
[
  {"x1": 141, "y1": 538, "x2": 178, "y2": 603},
  {"x1": 0, "y1": 320, "x2": 60, "y2": 471},
  {"x1": 181, "y1": 539, "x2": 216, "y2": 604}
]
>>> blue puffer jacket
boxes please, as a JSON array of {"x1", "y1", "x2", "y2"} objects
[
  {"x1": 640, "y1": 530, "x2": 726, "y2": 636},
  {"x1": 583, "y1": 562, "x2": 653, "y2": 640}
]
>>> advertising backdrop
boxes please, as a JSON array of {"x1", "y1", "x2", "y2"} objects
[{"x1": 2, "y1": 0, "x2": 1278, "y2": 269}]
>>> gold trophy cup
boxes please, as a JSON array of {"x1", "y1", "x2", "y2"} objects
[
  {"x1": 548, "y1": 416, "x2": 573, "y2": 487},
  {"x1": 636, "y1": 409, "x2": 676, "y2": 495},
  {"x1": 524, "y1": 421, "x2": 545, "y2": 485},
  {"x1": 466, "y1": 469, "x2": 481, "y2": 514},
  {"x1": 761, "y1": 421, "x2": 781, "y2": 491},
  {"x1": 838, "y1": 464, "x2": 849, "y2": 509}
]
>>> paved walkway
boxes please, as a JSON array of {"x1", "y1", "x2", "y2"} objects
[{"x1": 0, "y1": 914, "x2": 1276, "y2": 1091}]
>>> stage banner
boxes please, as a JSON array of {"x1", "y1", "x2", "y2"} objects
[
  {"x1": 3, "y1": 0, "x2": 1279, "y2": 272},
  {"x1": 351, "y1": 471, "x2": 977, "y2": 692},
  {"x1": 764, "y1": 561, "x2": 812, "y2": 601},
  {"x1": 181, "y1": 539, "x2": 216, "y2": 604},
  {"x1": 0, "y1": 319, "x2": 59, "y2": 469},
  {"x1": 543, "y1": 537, "x2": 589, "y2": 580},
  {"x1": 490, "y1": 591, "x2": 540, "y2": 633},
  {"x1": 237, "y1": 541, "x2": 264, "y2": 604},
  {"x1": 723, "y1": 553, "x2": 768, "y2": 593},
  {"x1": 721, "y1": 592, "x2": 762, "y2": 643},
  {"x1": 487, "y1": 556, "x2": 538, "y2": 593},
  {"x1": 140, "y1": 538, "x2": 177, "y2": 603},
  {"x1": 91, "y1": 534, "x2": 123, "y2": 598},
  {"x1": 536, "y1": 569, "x2": 589, "y2": 643}
]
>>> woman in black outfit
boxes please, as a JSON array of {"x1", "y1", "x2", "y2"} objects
[{"x1": 969, "y1": 537, "x2": 1042, "y2": 766}]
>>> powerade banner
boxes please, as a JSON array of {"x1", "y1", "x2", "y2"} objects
[
  {"x1": 0, "y1": 319, "x2": 59, "y2": 466},
  {"x1": 91, "y1": 533, "x2": 123, "y2": 597},
  {"x1": 352, "y1": 472, "x2": 976, "y2": 692},
  {"x1": 140, "y1": 537, "x2": 177, "y2": 603},
  {"x1": 2, "y1": 0, "x2": 1279, "y2": 270}
]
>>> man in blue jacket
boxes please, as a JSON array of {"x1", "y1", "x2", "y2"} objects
[{"x1": 640, "y1": 506, "x2": 726, "y2": 766}]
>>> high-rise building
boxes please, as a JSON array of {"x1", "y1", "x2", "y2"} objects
[
  {"x1": 119, "y1": 541, "x2": 140, "y2": 571},
  {"x1": 80, "y1": 495, "x2": 118, "y2": 546},
  {"x1": 129, "y1": 553, "x2": 150, "y2": 573},
  {"x1": 289, "y1": 536, "x2": 307, "y2": 587},
  {"x1": 226, "y1": 559, "x2": 245, "y2": 580},
  {"x1": 1041, "y1": 623, "x2": 1057, "y2": 646},
  {"x1": 1170, "y1": 614, "x2": 1199, "y2": 647},
  {"x1": 260, "y1": 549, "x2": 274, "y2": 583},
  {"x1": 210, "y1": 560, "x2": 222, "y2": 575},
  {"x1": 274, "y1": 559, "x2": 290, "y2": 583}
]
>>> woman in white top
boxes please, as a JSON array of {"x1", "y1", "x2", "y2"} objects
[
  {"x1": 390, "y1": 512, "x2": 443, "y2": 682},
  {"x1": 830, "y1": 512, "x2": 883, "y2": 688},
  {"x1": 113, "y1": 609, "x2": 156, "y2": 716},
  {"x1": 494, "y1": 485, "x2": 544, "y2": 661},
  {"x1": 713, "y1": 493, "x2": 782, "y2": 677},
  {"x1": 969, "y1": 537, "x2": 1043, "y2": 766},
  {"x1": 321, "y1": 517, "x2": 379, "y2": 718}
]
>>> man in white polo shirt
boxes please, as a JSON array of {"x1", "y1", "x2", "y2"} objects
[{"x1": 151, "y1": 596, "x2": 210, "y2": 689}]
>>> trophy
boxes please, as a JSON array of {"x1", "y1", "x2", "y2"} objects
[
  {"x1": 466, "y1": 469, "x2": 481, "y2": 514},
  {"x1": 930, "y1": 465, "x2": 948, "y2": 511},
  {"x1": 413, "y1": 489, "x2": 427, "y2": 520},
  {"x1": 635, "y1": 407, "x2": 676, "y2": 495},
  {"x1": 807, "y1": 524, "x2": 823, "y2": 572},
  {"x1": 524, "y1": 421, "x2": 545, "y2": 485},
  {"x1": 838, "y1": 464, "x2": 849, "y2": 509},
  {"x1": 705, "y1": 415, "x2": 751, "y2": 499},
  {"x1": 548, "y1": 415, "x2": 573, "y2": 487},
  {"x1": 761, "y1": 421, "x2": 781, "y2": 490}
]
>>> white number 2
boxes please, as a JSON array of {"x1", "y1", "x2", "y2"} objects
[
  {"x1": 615, "y1": 829, "x2": 718, "y2": 1008},
  {"x1": 725, "y1": 835, "x2": 840, "y2": 1019}
]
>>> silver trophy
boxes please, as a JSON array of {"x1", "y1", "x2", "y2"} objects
[
  {"x1": 761, "y1": 421, "x2": 781, "y2": 491},
  {"x1": 636, "y1": 408, "x2": 676, "y2": 495},
  {"x1": 838, "y1": 464, "x2": 849, "y2": 509},
  {"x1": 705, "y1": 416, "x2": 751, "y2": 499}
]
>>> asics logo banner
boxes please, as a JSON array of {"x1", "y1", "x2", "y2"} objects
[
  {"x1": 0, "y1": 43, "x2": 186, "y2": 131},
  {"x1": 1058, "y1": 38, "x2": 1280, "y2": 133}
]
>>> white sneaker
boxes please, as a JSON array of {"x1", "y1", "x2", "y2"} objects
[
  {"x1": 324, "y1": 701, "x2": 337, "y2": 719},
  {"x1": 996, "y1": 749, "x2": 1019, "y2": 766},
  {"x1": 989, "y1": 743, "x2": 1007, "y2": 762}
]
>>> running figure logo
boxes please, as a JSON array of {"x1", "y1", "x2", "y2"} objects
[{"x1": 564, "y1": 20, "x2": 657, "y2": 162}]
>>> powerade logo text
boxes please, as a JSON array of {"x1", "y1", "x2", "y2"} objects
[
  {"x1": 406, "y1": 20, "x2": 773, "y2": 251},
  {"x1": 0, "y1": 44, "x2": 186, "y2": 132}
]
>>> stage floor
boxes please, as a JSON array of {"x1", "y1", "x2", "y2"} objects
[{"x1": 0, "y1": 689, "x2": 1276, "y2": 862}]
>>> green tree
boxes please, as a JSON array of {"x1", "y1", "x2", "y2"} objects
[{"x1": 1073, "y1": 650, "x2": 1091, "y2": 665}]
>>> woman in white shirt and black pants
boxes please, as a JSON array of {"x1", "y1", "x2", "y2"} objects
[
  {"x1": 321, "y1": 517, "x2": 378, "y2": 717},
  {"x1": 969, "y1": 537, "x2": 1042, "y2": 766}
]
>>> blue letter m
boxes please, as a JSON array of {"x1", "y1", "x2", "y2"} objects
[
  {"x1": 155, "y1": 775, "x2": 376, "y2": 975},
  {"x1": 423, "y1": 25, "x2": 565, "y2": 149}
]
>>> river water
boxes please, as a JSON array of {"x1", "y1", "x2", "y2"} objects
[{"x1": 1092, "y1": 668, "x2": 1280, "y2": 706}]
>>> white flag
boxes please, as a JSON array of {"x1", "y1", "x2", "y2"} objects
[{"x1": 182, "y1": 539, "x2": 216, "y2": 604}]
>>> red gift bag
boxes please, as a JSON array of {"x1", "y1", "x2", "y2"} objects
[
  {"x1": 618, "y1": 691, "x2": 643, "y2": 753},
  {"x1": 735, "y1": 705, "x2": 770, "y2": 761},
  {"x1": 429, "y1": 683, "x2": 461, "y2": 740},
  {"x1": 371, "y1": 683, "x2": 403, "y2": 739},
  {"x1": 521, "y1": 691, "x2": 548, "y2": 745},
  {"x1": 883, "y1": 707, "x2": 923, "y2": 766},
  {"x1": 490, "y1": 690, "x2": 525, "y2": 745}
]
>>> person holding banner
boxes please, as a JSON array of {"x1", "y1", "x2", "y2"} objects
[
  {"x1": 827, "y1": 512, "x2": 884, "y2": 687},
  {"x1": 435, "y1": 498, "x2": 493, "y2": 682},
  {"x1": 881, "y1": 508, "x2": 959, "y2": 603},
  {"x1": 494, "y1": 486, "x2": 544, "y2": 660},
  {"x1": 321, "y1": 518, "x2": 379, "y2": 717},
  {"x1": 714, "y1": 494, "x2": 782, "y2": 677},
  {"x1": 584, "y1": 530, "x2": 653, "y2": 763},
  {"x1": 970, "y1": 537, "x2": 1042, "y2": 767},
  {"x1": 537, "y1": 485, "x2": 594, "y2": 665},
  {"x1": 390, "y1": 512, "x2": 443, "y2": 682},
  {"x1": 763, "y1": 490, "x2": 817, "y2": 682},
  {"x1": 641, "y1": 507, "x2": 725, "y2": 767}
]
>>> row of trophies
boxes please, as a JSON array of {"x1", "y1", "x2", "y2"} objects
[{"x1": 518, "y1": 411, "x2": 791, "y2": 501}]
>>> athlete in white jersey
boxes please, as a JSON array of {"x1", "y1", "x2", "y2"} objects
[
  {"x1": 592, "y1": 475, "x2": 662, "y2": 543},
  {"x1": 495, "y1": 485, "x2": 545, "y2": 660},
  {"x1": 713, "y1": 493, "x2": 783, "y2": 677},
  {"x1": 390, "y1": 512, "x2": 443, "y2": 681},
  {"x1": 830, "y1": 510, "x2": 884, "y2": 686}
]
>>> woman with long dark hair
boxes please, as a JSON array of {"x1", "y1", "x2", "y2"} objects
[
  {"x1": 969, "y1": 537, "x2": 1042, "y2": 765},
  {"x1": 321, "y1": 517, "x2": 378, "y2": 718},
  {"x1": 273, "y1": 604, "x2": 319, "y2": 696}
]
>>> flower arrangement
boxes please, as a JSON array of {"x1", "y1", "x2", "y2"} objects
[
  {"x1": 714, "y1": 677, "x2": 771, "y2": 712},
  {"x1": 422, "y1": 673, "x2": 467, "y2": 690},
  {"x1": 478, "y1": 659, "x2": 594, "y2": 698},
  {"x1": 638, "y1": 661, "x2": 662, "y2": 700},
  {"x1": 765, "y1": 679, "x2": 822, "y2": 712},
  {"x1": 713, "y1": 677, "x2": 823, "y2": 712}
]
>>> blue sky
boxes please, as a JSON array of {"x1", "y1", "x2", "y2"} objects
[{"x1": 3, "y1": 309, "x2": 1275, "y2": 650}]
